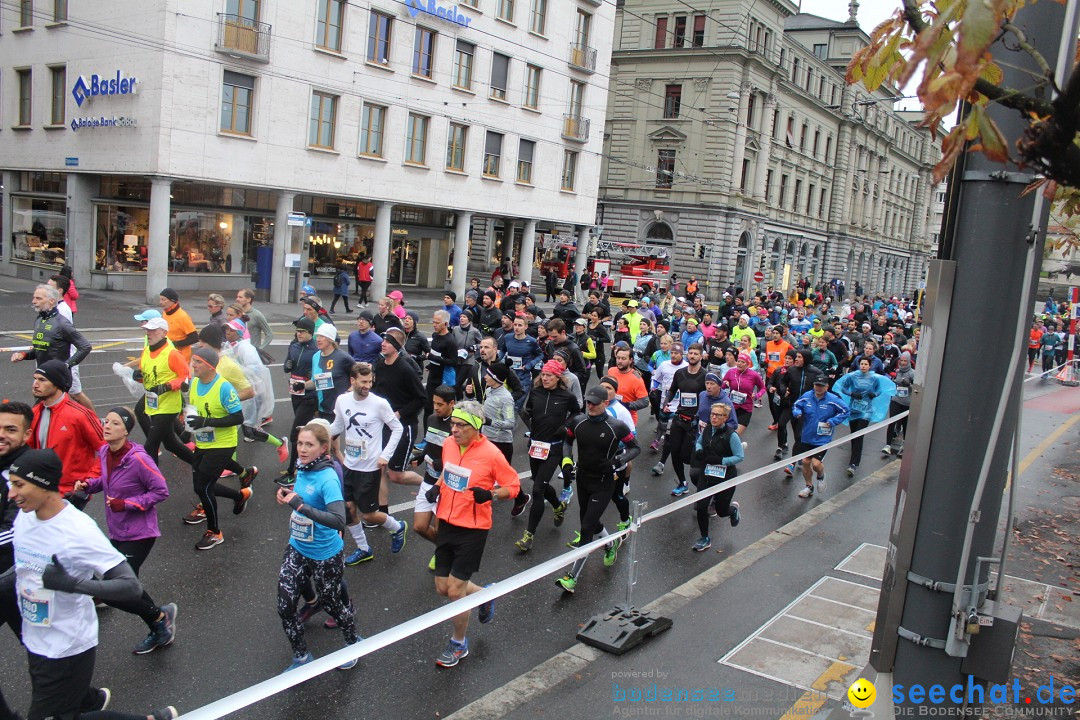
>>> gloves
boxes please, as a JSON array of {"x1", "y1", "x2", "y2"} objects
[
  {"x1": 132, "y1": 369, "x2": 143, "y2": 382},
  {"x1": 424, "y1": 485, "x2": 441, "y2": 504},
  {"x1": 470, "y1": 487, "x2": 493, "y2": 504},
  {"x1": 149, "y1": 384, "x2": 172, "y2": 395},
  {"x1": 106, "y1": 497, "x2": 127, "y2": 513},
  {"x1": 186, "y1": 415, "x2": 208, "y2": 429},
  {"x1": 42, "y1": 555, "x2": 79, "y2": 594},
  {"x1": 283, "y1": 358, "x2": 295, "y2": 373}
]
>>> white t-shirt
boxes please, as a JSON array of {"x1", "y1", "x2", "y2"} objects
[
  {"x1": 329, "y1": 391, "x2": 403, "y2": 472},
  {"x1": 14, "y1": 503, "x2": 126, "y2": 659},
  {"x1": 653, "y1": 359, "x2": 688, "y2": 412}
]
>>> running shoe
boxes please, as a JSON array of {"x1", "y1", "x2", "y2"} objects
[
  {"x1": 93, "y1": 688, "x2": 111, "y2": 712},
  {"x1": 151, "y1": 708, "x2": 178, "y2": 720},
  {"x1": 435, "y1": 638, "x2": 469, "y2": 667},
  {"x1": 552, "y1": 501, "x2": 568, "y2": 527},
  {"x1": 816, "y1": 473, "x2": 827, "y2": 493},
  {"x1": 182, "y1": 504, "x2": 206, "y2": 525},
  {"x1": 233, "y1": 487, "x2": 252, "y2": 515},
  {"x1": 344, "y1": 547, "x2": 373, "y2": 565},
  {"x1": 284, "y1": 652, "x2": 314, "y2": 673},
  {"x1": 298, "y1": 601, "x2": 321, "y2": 625},
  {"x1": 338, "y1": 639, "x2": 362, "y2": 671},
  {"x1": 708, "y1": 501, "x2": 718, "y2": 517},
  {"x1": 798, "y1": 486, "x2": 814, "y2": 498},
  {"x1": 603, "y1": 539, "x2": 621, "y2": 567},
  {"x1": 261, "y1": 416, "x2": 273, "y2": 427},
  {"x1": 413, "y1": 439, "x2": 427, "y2": 453},
  {"x1": 510, "y1": 492, "x2": 531, "y2": 518},
  {"x1": 783, "y1": 463, "x2": 795, "y2": 477},
  {"x1": 774, "y1": 448, "x2": 785, "y2": 461},
  {"x1": 559, "y1": 485, "x2": 574, "y2": 505},
  {"x1": 196, "y1": 530, "x2": 224, "y2": 551},
  {"x1": 478, "y1": 584, "x2": 496, "y2": 624},
  {"x1": 616, "y1": 519, "x2": 631, "y2": 532},
  {"x1": 361, "y1": 520, "x2": 380, "y2": 529},
  {"x1": 651, "y1": 461, "x2": 665, "y2": 476},
  {"x1": 275, "y1": 471, "x2": 295, "y2": 488},
  {"x1": 566, "y1": 531, "x2": 581, "y2": 549},
  {"x1": 390, "y1": 521, "x2": 408, "y2": 553},
  {"x1": 556, "y1": 573, "x2": 577, "y2": 593},
  {"x1": 221, "y1": 468, "x2": 237, "y2": 477},
  {"x1": 133, "y1": 603, "x2": 177, "y2": 654},
  {"x1": 428, "y1": 554, "x2": 436, "y2": 571},
  {"x1": 276, "y1": 438, "x2": 290, "y2": 464},
  {"x1": 729, "y1": 501, "x2": 741, "y2": 527},
  {"x1": 692, "y1": 537, "x2": 712, "y2": 552},
  {"x1": 846, "y1": 464, "x2": 856, "y2": 478},
  {"x1": 671, "y1": 484, "x2": 689, "y2": 497},
  {"x1": 648, "y1": 439, "x2": 660, "y2": 453},
  {"x1": 184, "y1": 442, "x2": 195, "y2": 452},
  {"x1": 514, "y1": 530, "x2": 534, "y2": 553},
  {"x1": 768, "y1": 424, "x2": 779, "y2": 431},
  {"x1": 240, "y1": 466, "x2": 259, "y2": 489}
]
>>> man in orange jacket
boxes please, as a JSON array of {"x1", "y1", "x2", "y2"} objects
[
  {"x1": 424, "y1": 400, "x2": 519, "y2": 668},
  {"x1": 27, "y1": 360, "x2": 104, "y2": 498}
]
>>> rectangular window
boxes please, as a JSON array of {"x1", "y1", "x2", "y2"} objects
[
  {"x1": 786, "y1": 116, "x2": 795, "y2": 147},
  {"x1": 654, "y1": 16, "x2": 667, "y2": 49},
  {"x1": 575, "y1": 10, "x2": 592, "y2": 47},
  {"x1": 49, "y1": 66, "x2": 65, "y2": 125},
  {"x1": 818, "y1": 189, "x2": 827, "y2": 217},
  {"x1": 17, "y1": 69, "x2": 32, "y2": 126},
  {"x1": 824, "y1": 136, "x2": 832, "y2": 163},
  {"x1": 359, "y1": 103, "x2": 386, "y2": 156},
  {"x1": 779, "y1": 174, "x2": 788, "y2": 208},
  {"x1": 460, "y1": 0, "x2": 477, "y2": 6},
  {"x1": 316, "y1": 0, "x2": 344, "y2": 52},
  {"x1": 568, "y1": 80, "x2": 585, "y2": 118},
  {"x1": 453, "y1": 40, "x2": 475, "y2": 90},
  {"x1": 791, "y1": 58, "x2": 800, "y2": 84},
  {"x1": 523, "y1": 64, "x2": 541, "y2": 109},
  {"x1": 445, "y1": 122, "x2": 467, "y2": 171},
  {"x1": 517, "y1": 139, "x2": 534, "y2": 183},
  {"x1": 221, "y1": 70, "x2": 254, "y2": 135},
  {"x1": 529, "y1": 0, "x2": 547, "y2": 35},
  {"x1": 367, "y1": 11, "x2": 392, "y2": 64},
  {"x1": 663, "y1": 84, "x2": 681, "y2": 119},
  {"x1": 53, "y1": 0, "x2": 67, "y2": 22},
  {"x1": 806, "y1": 184, "x2": 815, "y2": 214},
  {"x1": 812, "y1": 130, "x2": 820, "y2": 158},
  {"x1": 490, "y1": 53, "x2": 510, "y2": 100},
  {"x1": 20, "y1": 0, "x2": 32, "y2": 27},
  {"x1": 692, "y1": 14, "x2": 705, "y2": 46},
  {"x1": 656, "y1": 149, "x2": 675, "y2": 188},
  {"x1": 740, "y1": 159, "x2": 749, "y2": 190},
  {"x1": 561, "y1": 150, "x2": 578, "y2": 191},
  {"x1": 813, "y1": 43, "x2": 827, "y2": 59},
  {"x1": 765, "y1": 169, "x2": 773, "y2": 202},
  {"x1": 308, "y1": 91, "x2": 338, "y2": 149},
  {"x1": 745, "y1": 93, "x2": 755, "y2": 128},
  {"x1": 799, "y1": 123, "x2": 807, "y2": 151},
  {"x1": 497, "y1": 0, "x2": 514, "y2": 23},
  {"x1": 772, "y1": 109, "x2": 780, "y2": 139},
  {"x1": 405, "y1": 113, "x2": 429, "y2": 164},
  {"x1": 413, "y1": 27, "x2": 436, "y2": 78},
  {"x1": 793, "y1": 179, "x2": 802, "y2": 211},
  {"x1": 483, "y1": 131, "x2": 503, "y2": 177},
  {"x1": 673, "y1": 16, "x2": 686, "y2": 47}
]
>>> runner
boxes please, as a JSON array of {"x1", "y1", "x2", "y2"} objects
[
  {"x1": 790, "y1": 378, "x2": 849, "y2": 499},
  {"x1": 833, "y1": 357, "x2": 896, "y2": 478},
  {"x1": 156, "y1": 288, "x2": 199, "y2": 362},
  {"x1": 309, "y1": 324, "x2": 355, "y2": 422},
  {"x1": 132, "y1": 318, "x2": 194, "y2": 469},
  {"x1": 882, "y1": 351, "x2": 914, "y2": 457},
  {"x1": 27, "y1": 361, "x2": 104, "y2": 500},
  {"x1": 372, "y1": 328, "x2": 427, "y2": 515},
  {"x1": 281, "y1": 318, "x2": 320, "y2": 484},
  {"x1": 222, "y1": 319, "x2": 278, "y2": 434},
  {"x1": 44, "y1": 276, "x2": 96, "y2": 415},
  {"x1": 660, "y1": 343, "x2": 707, "y2": 497},
  {"x1": 769, "y1": 350, "x2": 798, "y2": 460},
  {"x1": 649, "y1": 341, "x2": 687, "y2": 470},
  {"x1": 722, "y1": 352, "x2": 766, "y2": 435},
  {"x1": 689, "y1": 402, "x2": 743, "y2": 552},
  {"x1": 10, "y1": 285, "x2": 93, "y2": 411},
  {"x1": 479, "y1": 364, "x2": 517, "y2": 464},
  {"x1": 411, "y1": 385, "x2": 456, "y2": 568}
]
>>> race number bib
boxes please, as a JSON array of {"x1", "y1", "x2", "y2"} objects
[
  {"x1": 145, "y1": 392, "x2": 159, "y2": 410},
  {"x1": 442, "y1": 463, "x2": 472, "y2": 492},
  {"x1": 679, "y1": 393, "x2": 698, "y2": 408},
  {"x1": 896, "y1": 387, "x2": 909, "y2": 398},
  {"x1": 289, "y1": 512, "x2": 314, "y2": 542},
  {"x1": 698, "y1": 420, "x2": 707, "y2": 434},
  {"x1": 852, "y1": 398, "x2": 870, "y2": 413},
  {"x1": 816, "y1": 421, "x2": 833, "y2": 436},
  {"x1": 707, "y1": 364, "x2": 725, "y2": 376},
  {"x1": 768, "y1": 352, "x2": 780, "y2": 363},
  {"x1": 425, "y1": 427, "x2": 449, "y2": 447},
  {"x1": 314, "y1": 372, "x2": 333, "y2": 391},
  {"x1": 508, "y1": 356, "x2": 523, "y2": 370},
  {"x1": 730, "y1": 391, "x2": 747, "y2": 404},
  {"x1": 194, "y1": 427, "x2": 217, "y2": 444},
  {"x1": 290, "y1": 374, "x2": 307, "y2": 396},
  {"x1": 344, "y1": 438, "x2": 368, "y2": 460},
  {"x1": 19, "y1": 588, "x2": 54, "y2": 627},
  {"x1": 705, "y1": 463, "x2": 727, "y2": 478},
  {"x1": 528, "y1": 440, "x2": 552, "y2": 460}
]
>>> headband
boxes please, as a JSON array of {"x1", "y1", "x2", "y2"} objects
[
  {"x1": 382, "y1": 332, "x2": 402, "y2": 351},
  {"x1": 450, "y1": 408, "x2": 484, "y2": 431}
]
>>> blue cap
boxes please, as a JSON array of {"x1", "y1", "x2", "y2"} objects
[
  {"x1": 133, "y1": 309, "x2": 161, "y2": 322},
  {"x1": 301, "y1": 284, "x2": 316, "y2": 295}
]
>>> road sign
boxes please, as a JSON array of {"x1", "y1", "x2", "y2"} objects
[
  {"x1": 753, "y1": 270, "x2": 765, "y2": 283},
  {"x1": 287, "y1": 212, "x2": 307, "y2": 227}
]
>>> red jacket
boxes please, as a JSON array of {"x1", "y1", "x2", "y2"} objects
[{"x1": 29, "y1": 394, "x2": 104, "y2": 494}]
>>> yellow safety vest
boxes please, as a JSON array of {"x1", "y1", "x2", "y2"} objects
[
  {"x1": 140, "y1": 340, "x2": 183, "y2": 416},
  {"x1": 190, "y1": 374, "x2": 239, "y2": 449}
]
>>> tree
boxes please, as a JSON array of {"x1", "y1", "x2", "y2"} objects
[{"x1": 848, "y1": 0, "x2": 1080, "y2": 246}]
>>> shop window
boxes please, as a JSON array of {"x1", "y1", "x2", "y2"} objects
[
  {"x1": 367, "y1": 10, "x2": 392, "y2": 65},
  {"x1": 446, "y1": 122, "x2": 467, "y2": 171},
  {"x1": 165, "y1": 210, "x2": 272, "y2": 275},
  {"x1": 49, "y1": 66, "x2": 65, "y2": 125},
  {"x1": 523, "y1": 64, "x2": 541, "y2": 109},
  {"x1": 11, "y1": 196, "x2": 66, "y2": 265},
  {"x1": 413, "y1": 26, "x2": 436, "y2": 78},
  {"x1": 484, "y1": 131, "x2": 503, "y2": 177},
  {"x1": 359, "y1": 103, "x2": 386, "y2": 157},
  {"x1": 308, "y1": 90, "x2": 338, "y2": 149},
  {"x1": 316, "y1": 0, "x2": 344, "y2": 52},
  {"x1": 517, "y1": 139, "x2": 534, "y2": 183},
  {"x1": 453, "y1": 40, "x2": 474, "y2": 90},
  {"x1": 221, "y1": 71, "x2": 255, "y2": 135},
  {"x1": 561, "y1": 150, "x2": 577, "y2": 191},
  {"x1": 405, "y1": 113, "x2": 429, "y2": 165}
]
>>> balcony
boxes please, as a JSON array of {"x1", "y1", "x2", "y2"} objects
[
  {"x1": 568, "y1": 42, "x2": 597, "y2": 73},
  {"x1": 562, "y1": 114, "x2": 590, "y2": 142},
  {"x1": 215, "y1": 13, "x2": 271, "y2": 62}
]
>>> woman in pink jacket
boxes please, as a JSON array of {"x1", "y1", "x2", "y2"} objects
[{"x1": 722, "y1": 353, "x2": 766, "y2": 434}]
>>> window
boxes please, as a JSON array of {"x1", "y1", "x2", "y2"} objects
[
  {"x1": 663, "y1": 84, "x2": 681, "y2": 119},
  {"x1": 824, "y1": 136, "x2": 832, "y2": 164},
  {"x1": 805, "y1": 68, "x2": 813, "y2": 92},
  {"x1": 779, "y1": 174, "x2": 788, "y2": 207},
  {"x1": 654, "y1": 17, "x2": 667, "y2": 49},
  {"x1": 529, "y1": 0, "x2": 547, "y2": 35},
  {"x1": 673, "y1": 16, "x2": 686, "y2": 47},
  {"x1": 692, "y1": 14, "x2": 705, "y2": 46},
  {"x1": 316, "y1": 0, "x2": 344, "y2": 51},
  {"x1": 367, "y1": 11, "x2": 392, "y2": 64},
  {"x1": 793, "y1": 179, "x2": 802, "y2": 211},
  {"x1": 561, "y1": 150, "x2": 578, "y2": 191},
  {"x1": 460, "y1": 0, "x2": 477, "y2": 6},
  {"x1": 490, "y1": 53, "x2": 510, "y2": 100},
  {"x1": 445, "y1": 122, "x2": 467, "y2": 171},
  {"x1": 740, "y1": 159, "x2": 749, "y2": 190},
  {"x1": 227, "y1": 0, "x2": 260, "y2": 21},
  {"x1": 405, "y1": 113, "x2": 429, "y2": 164},
  {"x1": 772, "y1": 109, "x2": 780, "y2": 139},
  {"x1": 49, "y1": 66, "x2": 65, "y2": 125},
  {"x1": 806, "y1": 184, "x2": 815, "y2": 214},
  {"x1": 17, "y1": 69, "x2": 32, "y2": 126},
  {"x1": 497, "y1": 0, "x2": 514, "y2": 23},
  {"x1": 524, "y1": 64, "x2": 541, "y2": 109},
  {"x1": 359, "y1": 103, "x2": 386, "y2": 157},
  {"x1": 413, "y1": 27, "x2": 436, "y2": 78},
  {"x1": 19, "y1": 0, "x2": 32, "y2": 27},
  {"x1": 53, "y1": 0, "x2": 67, "y2": 22},
  {"x1": 483, "y1": 131, "x2": 503, "y2": 177},
  {"x1": 575, "y1": 10, "x2": 592, "y2": 47},
  {"x1": 309, "y1": 91, "x2": 337, "y2": 148},
  {"x1": 813, "y1": 43, "x2": 827, "y2": 59},
  {"x1": 220, "y1": 70, "x2": 254, "y2": 135},
  {"x1": 453, "y1": 40, "x2": 475, "y2": 90},
  {"x1": 791, "y1": 58, "x2": 800, "y2": 84},
  {"x1": 568, "y1": 80, "x2": 585, "y2": 118},
  {"x1": 745, "y1": 94, "x2": 755, "y2": 128},
  {"x1": 799, "y1": 123, "x2": 807, "y2": 152},
  {"x1": 785, "y1": 116, "x2": 795, "y2": 147},
  {"x1": 812, "y1": 130, "x2": 820, "y2": 158},
  {"x1": 765, "y1": 169, "x2": 773, "y2": 202},
  {"x1": 936, "y1": 191, "x2": 946, "y2": 203},
  {"x1": 818, "y1": 189, "x2": 828, "y2": 217},
  {"x1": 656, "y1": 149, "x2": 675, "y2": 188},
  {"x1": 517, "y1": 139, "x2": 534, "y2": 183}
]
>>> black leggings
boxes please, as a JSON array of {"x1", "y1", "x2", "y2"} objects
[
  {"x1": 775, "y1": 403, "x2": 792, "y2": 449},
  {"x1": 886, "y1": 401, "x2": 908, "y2": 445},
  {"x1": 525, "y1": 447, "x2": 564, "y2": 534},
  {"x1": 848, "y1": 418, "x2": 870, "y2": 467},
  {"x1": 357, "y1": 281, "x2": 371, "y2": 304},
  {"x1": 106, "y1": 538, "x2": 161, "y2": 626},
  {"x1": 691, "y1": 467, "x2": 735, "y2": 537},
  {"x1": 568, "y1": 480, "x2": 614, "y2": 577},
  {"x1": 610, "y1": 468, "x2": 630, "y2": 523},
  {"x1": 330, "y1": 293, "x2": 351, "y2": 313},
  {"x1": 662, "y1": 419, "x2": 695, "y2": 485},
  {"x1": 288, "y1": 396, "x2": 319, "y2": 473},
  {"x1": 493, "y1": 441, "x2": 514, "y2": 465},
  {"x1": 192, "y1": 447, "x2": 243, "y2": 533},
  {"x1": 278, "y1": 545, "x2": 357, "y2": 657},
  {"x1": 139, "y1": 410, "x2": 194, "y2": 468},
  {"x1": 27, "y1": 647, "x2": 160, "y2": 720}
]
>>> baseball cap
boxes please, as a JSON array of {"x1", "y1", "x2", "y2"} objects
[
  {"x1": 812, "y1": 377, "x2": 829, "y2": 386},
  {"x1": 301, "y1": 284, "x2": 316, "y2": 295},
  {"x1": 293, "y1": 317, "x2": 315, "y2": 333},
  {"x1": 141, "y1": 317, "x2": 170, "y2": 332},
  {"x1": 134, "y1": 309, "x2": 161, "y2": 322},
  {"x1": 574, "y1": 317, "x2": 588, "y2": 326},
  {"x1": 584, "y1": 385, "x2": 609, "y2": 405},
  {"x1": 627, "y1": 299, "x2": 639, "y2": 308}
]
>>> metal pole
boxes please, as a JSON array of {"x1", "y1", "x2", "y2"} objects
[{"x1": 622, "y1": 500, "x2": 646, "y2": 611}]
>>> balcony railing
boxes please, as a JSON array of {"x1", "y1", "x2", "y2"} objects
[
  {"x1": 215, "y1": 13, "x2": 271, "y2": 62},
  {"x1": 562, "y1": 114, "x2": 590, "y2": 142},
  {"x1": 568, "y1": 42, "x2": 597, "y2": 73}
]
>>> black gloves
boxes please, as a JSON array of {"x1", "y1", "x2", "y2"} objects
[
  {"x1": 42, "y1": 555, "x2": 79, "y2": 593},
  {"x1": 470, "y1": 487, "x2": 493, "y2": 504},
  {"x1": 148, "y1": 384, "x2": 171, "y2": 395},
  {"x1": 424, "y1": 485, "x2": 441, "y2": 504},
  {"x1": 132, "y1": 369, "x2": 144, "y2": 382},
  {"x1": 186, "y1": 415, "x2": 208, "y2": 429}
]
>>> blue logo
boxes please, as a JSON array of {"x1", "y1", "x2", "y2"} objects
[
  {"x1": 406, "y1": 0, "x2": 472, "y2": 27},
  {"x1": 71, "y1": 72, "x2": 138, "y2": 107}
]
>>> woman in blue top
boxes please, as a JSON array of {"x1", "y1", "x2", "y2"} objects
[
  {"x1": 276, "y1": 422, "x2": 359, "y2": 672},
  {"x1": 833, "y1": 356, "x2": 896, "y2": 478}
]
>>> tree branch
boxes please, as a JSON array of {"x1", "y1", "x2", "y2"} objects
[{"x1": 1001, "y1": 22, "x2": 1056, "y2": 92}]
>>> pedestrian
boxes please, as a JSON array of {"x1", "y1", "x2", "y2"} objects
[
  {"x1": 308, "y1": 324, "x2": 354, "y2": 422},
  {"x1": 659, "y1": 343, "x2": 707, "y2": 496},
  {"x1": 372, "y1": 328, "x2": 427, "y2": 515},
  {"x1": 44, "y1": 275, "x2": 96, "y2": 415},
  {"x1": 236, "y1": 289, "x2": 274, "y2": 360},
  {"x1": 722, "y1": 352, "x2": 766, "y2": 434},
  {"x1": 790, "y1": 378, "x2": 849, "y2": 498},
  {"x1": 689, "y1": 402, "x2": 743, "y2": 552},
  {"x1": 330, "y1": 263, "x2": 352, "y2": 314},
  {"x1": 206, "y1": 294, "x2": 227, "y2": 328},
  {"x1": 882, "y1": 351, "x2": 914, "y2": 456},
  {"x1": 347, "y1": 311, "x2": 382, "y2": 364},
  {"x1": 411, "y1": 385, "x2": 456, "y2": 570},
  {"x1": 156, "y1": 288, "x2": 199, "y2": 361},
  {"x1": 355, "y1": 256, "x2": 373, "y2": 305}
]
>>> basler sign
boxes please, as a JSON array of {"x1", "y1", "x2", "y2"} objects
[{"x1": 405, "y1": 0, "x2": 472, "y2": 27}]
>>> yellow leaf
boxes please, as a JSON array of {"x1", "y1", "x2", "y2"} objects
[{"x1": 978, "y1": 61, "x2": 1004, "y2": 86}]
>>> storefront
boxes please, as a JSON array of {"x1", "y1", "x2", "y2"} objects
[{"x1": 9, "y1": 172, "x2": 68, "y2": 269}]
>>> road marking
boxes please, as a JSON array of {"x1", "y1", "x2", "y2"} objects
[{"x1": 1007, "y1": 410, "x2": 1080, "y2": 491}]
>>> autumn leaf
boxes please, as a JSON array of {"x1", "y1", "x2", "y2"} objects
[{"x1": 971, "y1": 107, "x2": 1011, "y2": 162}]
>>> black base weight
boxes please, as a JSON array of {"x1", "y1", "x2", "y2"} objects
[{"x1": 576, "y1": 605, "x2": 673, "y2": 655}]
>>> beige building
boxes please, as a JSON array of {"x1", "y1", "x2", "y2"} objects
[{"x1": 598, "y1": 0, "x2": 940, "y2": 299}]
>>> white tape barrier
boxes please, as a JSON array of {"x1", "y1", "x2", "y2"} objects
[{"x1": 177, "y1": 410, "x2": 909, "y2": 720}]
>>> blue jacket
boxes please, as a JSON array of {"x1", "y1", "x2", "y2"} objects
[
  {"x1": 444, "y1": 303, "x2": 462, "y2": 328},
  {"x1": 791, "y1": 390, "x2": 849, "y2": 446},
  {"x1": 347, "y1": 329, "x2": 382, "y2": 364},
  {"x1": 695, "y1": 390, "x2": 738, "y2": 431},
  {"x1": 333, "y1": 270, "x2": 350, "y2": 294}
]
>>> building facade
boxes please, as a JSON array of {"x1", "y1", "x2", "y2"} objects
[
  {"x1": 598, "y1": 0, "x2": 940, "y2": 300},
  {"x1": 0, "y1": 0, "x2": 614, "y2": 301}
]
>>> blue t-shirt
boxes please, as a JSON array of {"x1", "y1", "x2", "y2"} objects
[{"x1": 288, "y1": 465, "x2": 345, "y2": 560}]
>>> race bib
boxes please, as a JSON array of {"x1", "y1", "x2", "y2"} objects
[
  {"x1": 816, "y1": 421, "x2": 833, "y2": 436},
  {"x1": 730, "y1": 391, "x2": 747, "y2": 404},
  {"x1": 194, "y1": 427, "x2": 217, "y2": 444},
  {"x1": 896, "y1": 387, "x2": 909, "y2": 398},
  {"x1": 768, "y1": 352, "x2": 780, "y2": 362},
  {"x1": 442, "y1": 463, "x2": 471, "y2": 492},
  {"x1": 707, "y1": 364, "x2": 724, "y2": 375},
  {"x1": 679, "y1": 393, "x2": 698, "y2": 408},
  {"x1": 705, "y1": 463, "x2": 727, "y2": 478},
  {"x1": 528, "y1": 440, "x2": 551, "y2": 460},
  {"x1": 290, "y1": 374, "x2": 307, "y2": 396},
  {"x1": 852, "y1": 398, "x2": 869, "y2": 413},
  {"x1": 772, "y1": 393, "x2": 781, "y2": 406},
  {"x1": 289, "y1": 512, "x2": 314, "y2": 542},
  {"x1": 698, "y1": 420, "x2": 707, "y2": 434},
  {"x1": 508, "y1": 356, "x2": 523, "y2": 370},
  {"x1": 424, "y1": 456, "x2": 439, "y2": 479},
  {"x1": 314, "y1": 372, "x2": 333, "y2": 391},
  {"x1": 425, "y1": 427, "x2": 449, "y2": 446},
  {"x1": 429, "y1": 348, "x2": 442, "y2": 359},
  {"x1": 344, "y1": 438, "x2": 367, "y2": 460},
  {"x1": 19, "y1": 587, "x2": 54, "y2": 627},
  {"x1": 145, "y1": 392, "x2": 159, "y2": 410}
]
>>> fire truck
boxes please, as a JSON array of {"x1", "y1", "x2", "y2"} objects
[{"x1": 538, "y1": 235, "x2": 671, "y2": 295}]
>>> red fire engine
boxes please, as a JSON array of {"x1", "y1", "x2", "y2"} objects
[{"x1": 538, "y1": 236, "x2": 670, "y2": 295}]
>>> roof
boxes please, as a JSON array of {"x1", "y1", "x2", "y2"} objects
[{"x1": 784, "y1": 13, "x2": 852, "y2": 31}]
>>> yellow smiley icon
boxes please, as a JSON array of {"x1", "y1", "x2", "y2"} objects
[{"x1": 848, "y1": 678, "x2": 876, "y2": 709}]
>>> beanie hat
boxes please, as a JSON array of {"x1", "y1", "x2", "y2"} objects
[
  {"x1": 9, "y1": 448, "x2": 63, "y2": 492},
  {"x1": 33, "y1": 360, "x2": 72, "y2": 393},
  {"x1": 199, "y1": 323, "x2": 224, "y2": 349},
  {"x1": 445, "y1": 291, "x2": 457, "y2": 302},
  {"x1": 159, "y1": 287, "x2": 179, "y2": 303},
  {"x1": 107, "y1": 407, "x2": 136, "y2": 434},
  {"x1": 192, "y1": 347, "x2": 219, "y2": 368},
  {"x1": 599, "y1": 376, "x2": 619, "y2": 391}
]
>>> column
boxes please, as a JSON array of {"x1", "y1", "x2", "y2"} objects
[
  {"x1": 451, "y1": 211, "x2": 473, "y2": 301},
  {"x1": 573, "y1": 225, "x2": 590, "y2": 300},
  {"x1": 0, "y1": 171, "x2": 14, "y2": 276},
  {"x1": 370, "y1": 202, "x2": 393, "y2": 301},
  {"x1": 270, "y1": 191, "x2": 295, "y2": 304},
  {"x1": 501, "y1": 219, "x2": 516, "y2": 273},
  {"x1": 145, "y1": 177, "x2": 172, "y2": 303},
  {"x1": 729, "y1": 82, "x2": 749, "y2": 193},
  {"x1": 66, "y1": 174, "x2": 96, "y2": 288},
  {"x1": 518, "y1": 219, "x2": 537, "y2": 288}
]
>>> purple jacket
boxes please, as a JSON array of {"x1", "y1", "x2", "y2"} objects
[{"x1": 86, "y1": 442, "x2": 169, "y2": 542}]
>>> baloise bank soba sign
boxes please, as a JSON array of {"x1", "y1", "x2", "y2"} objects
[{"x1": 69, "y1": 70, "x2": 138, "y2": 132}]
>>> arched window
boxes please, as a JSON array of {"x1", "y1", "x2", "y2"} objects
[
  {"x1": 734, "y1": 231, "x2": 751, "y2": 288},
  {"x1": 645, "y1": 222, "x2": 673, "y2": 244}
]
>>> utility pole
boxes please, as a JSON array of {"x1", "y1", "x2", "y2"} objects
[{"x1": 868, "y1": 0, "x2": 1077, "y2": 708}]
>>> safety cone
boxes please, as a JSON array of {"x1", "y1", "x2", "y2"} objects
[{"x1": 1056, "y1": 362, "x2": 1079, "y2": 387}]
